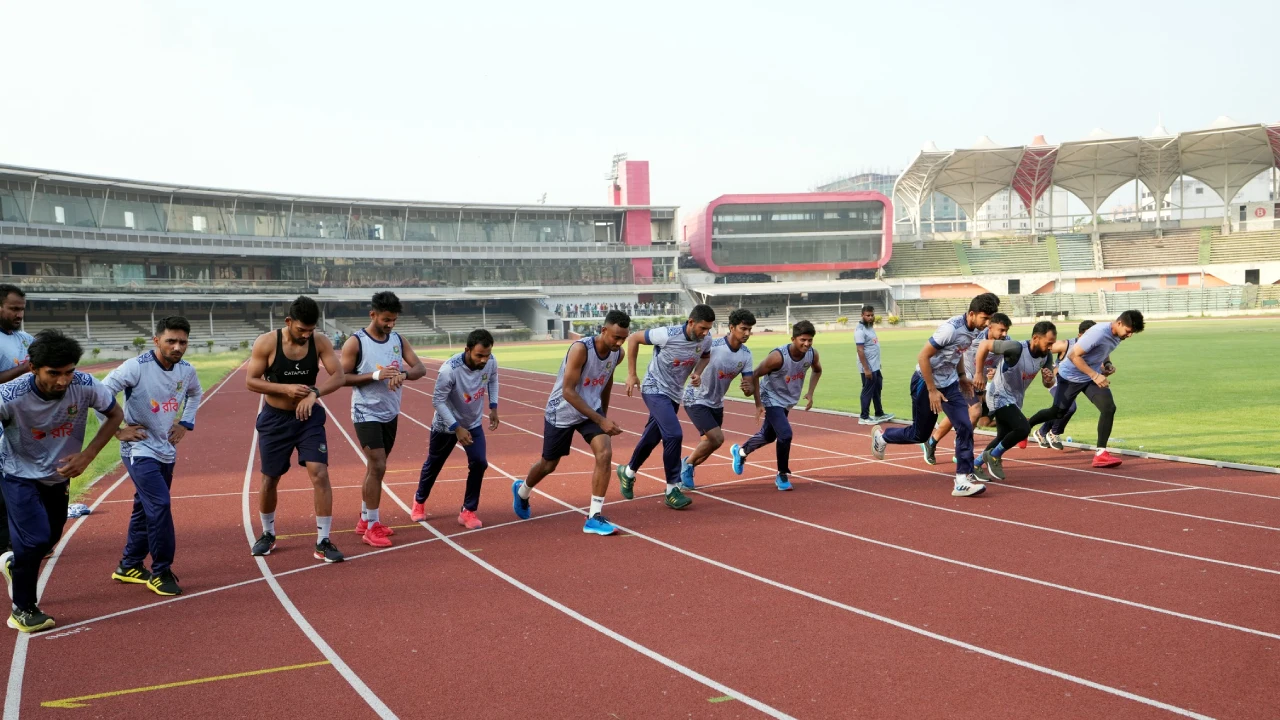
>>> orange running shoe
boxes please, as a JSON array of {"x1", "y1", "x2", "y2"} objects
[
  {"x1": 411, "y1": 501, "x2": 427, "y2": 523},
  {"x1": 457, "y1": 509, "x2": 483, "y2": 530}
]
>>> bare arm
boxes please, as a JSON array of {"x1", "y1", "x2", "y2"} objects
[
  {"x1": 1068, "y1": 343, "x2": 1107, "y2": 387},
  {"x1": 314, "y1": 335, "x2": 346, "y2": 397},
  {"x1": 972, "y1": 339, "x2": 994, "y2": 391},
  {"x1": 689, "y1": 354, "x2": 710, "y2": 387},
  {"x1": 751, "y1": 350, "x2": 782, "y2": 417},
  {"x1": 400, "y1": 338, "x2": 427, "y2": 381},
  {"x1": 340, "y1": 335, "x2": 373, "y2": 385},
  {"x1": 802, "y1": 350, "x2": 822, "y2": 410},
  {"x1": 58, "y1": 402, "x2": 124, "y2": 479},
  {"x1": 624, "y1": 331, "x2": 647, "y2": 396},
  {"x1": 856, "y1": 345, "x2": 870, "y2": 377}
]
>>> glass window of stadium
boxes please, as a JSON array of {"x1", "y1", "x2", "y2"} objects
[{"x1": 710, "y1": 201, "x2": 884, "y2": 267}]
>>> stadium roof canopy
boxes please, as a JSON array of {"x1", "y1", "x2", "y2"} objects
[
  {"x1": 894, "y1": 119, "x2": 1280, "y2": 230},
  {"x1": 0, "y1": 163, "x2": 676, "y2": 214}
]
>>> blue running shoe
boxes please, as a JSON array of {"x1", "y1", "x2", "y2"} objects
[
  {"x1": 582, "y1": 513, "x2": 618, "y2": 536},
  {"x1": 730, "y1": 444, "x2": 745, "y2": 475},
  {"x1": 680, "y1": 457, "x2": 695, "y2": 489},
  {"x1": 774, "y1": 474, "x2": 792, "y2": 491},
  {"x1": 512, "y1": 480, "x2": 531, "y2": 520}
]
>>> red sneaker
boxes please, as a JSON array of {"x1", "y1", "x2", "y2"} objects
[
  {"x1": 411, "y1": 501, "x2": 427, "y2": 523},
  {"x1": 361, "y1": 521, "x2": 393, "y2": 548},
  {"x1": 355, "y1": 518, "x2": 368, "y2": 535},
  {"x1": 457, "y1": 509, "x2": 483, "y2": 530},
  {"x1": 1016, "y1": 439, "x2": 1028, "y2": 449},
  {"x1": 1092, "y1": 450, "x2": 1123, "y2": 468}
]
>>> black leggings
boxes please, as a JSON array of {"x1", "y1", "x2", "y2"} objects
[
  {"x1": 986, "y1": 405, "x2": 1030, "y2": 453},
  {"x1": 1026, "y1": 380, "x2": 1117, "y2": 447}
]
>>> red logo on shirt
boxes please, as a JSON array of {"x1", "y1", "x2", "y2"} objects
[
  {"x1": 462, "y1": 387, "x2": 487, "y2": 404},
  {"x1": 582, "y1": 375, "x2": 609, "y2": 388},
  {"x1": 32, "y1": 423, "x2": 74, "y2": 440},
  {"x1": 671, "y1": 358, "x2": 697, "y2": 369},
  {"x1": 151, "y1": 398, "x2": 180, "y2": 413}
]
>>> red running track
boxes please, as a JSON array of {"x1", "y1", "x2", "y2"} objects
[{"x1": 5, "y1": 357, "x2": 1277, "y2": 719}]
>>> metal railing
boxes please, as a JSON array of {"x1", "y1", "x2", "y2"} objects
[{"x1": 0, "y1": 274, "x2": 308, "y2": 294}]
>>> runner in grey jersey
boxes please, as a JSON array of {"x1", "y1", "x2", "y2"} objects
[
  {"x1": 0, "y1": 330, "x2": 124, "y2": 633},
  {"x1": 340, "y1": 292, "x2": 425, "y2": 548},
  {"x1": 731, "y1": 320, "x2": 823, "y2": 491},
  {"x1": 926, "y1": 312, "x2": 1010, "y2": 464},
  {"x1": 617, "y1": 304, "x2": 715, "y2": 510},
  {"x1": 1033, "y1": 320, "x2": 1098, "y2": 450},
  {"x1": 679, "y1": 309, "x2": 759, "y2": 489},
  {"x1": 0, "y1": 283, "x2": 32, "y2": 554},
  {"x1": 515, "y1": 310, "x2": 630, "y2": 536},
  {"x1": 970, "y1": 321, "x2": 1065, "y2": 481}
]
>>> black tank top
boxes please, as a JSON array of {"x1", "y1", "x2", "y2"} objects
[{"x1": 266, "y1": 329, "x2": 319, "y2": 385}]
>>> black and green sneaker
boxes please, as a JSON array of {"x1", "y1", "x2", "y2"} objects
[
  {"x1": 981, "y1": 450, "x2": 1006, "y2": 481},
  {"x1": 8, "y1": 605, "x2": 55, "y2": 633},
  {"x1": 111, "y1": 563, "x2": 151, "y2": 585},
  {"x1": 616, "y1": 464, "x2": 636, "y2": 500},
  {"x1": 922, "y1": 440, "x2": 937, "y2": 466},
  {"x1": 313, "y1": 539, "x2": 344, "y2": 563},
  {"x1": 664, "y1": 486, "x2": 692, "y2": 510},
  {"x1": 147, "y1": 569, "x2": 182, "y2": 596}
]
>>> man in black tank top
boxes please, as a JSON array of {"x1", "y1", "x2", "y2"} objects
[{"x1": 244, "y1": 296, "x2": 347, "y2": 563}]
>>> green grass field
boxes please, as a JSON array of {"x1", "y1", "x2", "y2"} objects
[
  {"x1": 425, "y1": 318, "x2": 1280, "y2": 467},
  {"x1": 72, "y1": 351, "x2": 249, "y2": 500}
]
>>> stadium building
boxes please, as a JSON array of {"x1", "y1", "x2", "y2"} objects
[{"x1": 0, "y1": 159, "x2": 683, "y2": 351}]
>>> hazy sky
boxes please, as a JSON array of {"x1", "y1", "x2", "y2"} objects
[{"x1": 2, "y1": 1, "x2": 1274, "y2": 214}]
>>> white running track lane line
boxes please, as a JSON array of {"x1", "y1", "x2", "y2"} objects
[
  {"x1": 466, "y1": 403, "x2": 1215, "y2": 720},
  {"x1": 321, "y1": 401, "x2": 797, "y2": 720},
  {"x1": 484, "y1": 389, "x2": 1280, "y2": 638},
  {"x1": 46, "y1": 471, "x2": 781, "y2": 637},
  {"x1": 445, "y1": 365, "x2": 1280, "y2": 572},
  {"x1": 1083, "y1": 487, "x2": 1204, "y2": 499},
  {"x1": 3, "y1": 358, "x2": 248, "y2": 720},
  {"x1": 240, "y1": 396, "x2": 397, "y2": 719},
  {"x1": 494, "y1": 362, "x2": 1280, "y2": 500}
]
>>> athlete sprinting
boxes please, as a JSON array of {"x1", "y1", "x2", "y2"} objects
[
  {"x1": 0, "y1": 330, "x2": 122, "y2": 633},
  {"x1": 679, "y1": 309, "x2": 756, "y2": 490},
  {"x1": 513, "y1": 310, "x2": 630, "y2": 535},
  {"x1": 616, "y1": 305, "x2": 715, "y2": 510},
  {"x1": 417, "y1": 329, "x2": 499, "y2": 530},
  {"x1": 1033, "y1": 319, "x2": 1097, "y2": 450},
  {"x1": 103, "y1": 316, "x2": 202, "y2": 596},
  {"x1": 969, "y1": 321, "x2": 1064, "y2": 481},
  {"x1": 924, "y1": 311, "x2": 1010, "y2": 465},
  {"x1": 246, "y1": 296, "x2": 347, "y2": 562},
  {"x1": 730, "y1": 320, "x2": 822, "y2": 491},
  {"x1": 341, "y1": 291, "x2": 425, "y2": 547},
  {"x1": 1026, "y1": 311, "x2": 1144, "y2": 469},
  {"x1": 872, "y1": 293, "x2": 999, "y2": 497}
]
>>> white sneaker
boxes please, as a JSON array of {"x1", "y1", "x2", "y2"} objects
[
  {"x1": 871, "y1": 427, "x2": 887, "y2": 460},
  {"x1": 952, "y1": 476, "x2": 987, "y2": 497},
  {"x1": 858, "y1": 416, "x2": 875, "y2": 425}
]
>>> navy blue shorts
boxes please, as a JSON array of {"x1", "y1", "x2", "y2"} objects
[
  {"x1": 542, "y1": 418, "x2": 605, "y2": 460},
  {"x1": 256, "y1": 403, "x2": 328, "y2": 478},
  {"x1": 684, "y1": 404, "x2": 724, "y2": 435}
]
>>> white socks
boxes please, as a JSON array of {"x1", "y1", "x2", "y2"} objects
[
  {"x1": 589, "y1": 496, "x2": 605, "y2": 517},
  {"x1": 955, "y1": 473, "x2": 969, "y2": 485},
  {"x1": 260, "y1": 512, "x2": 276, "y2": 535},
  {"x1": 517, "y1": 481, "x2": 532, "y2": 500},
  {"x1": 665, "y1": 484, "x2": 678, "y2": 496},
  {"x1": 316, "y1": 516, "x2": 332, "y2": 542},
  {"x1": 622, "y1": 465, "x2": 636, "y2": 479},
  {"x1": 366, "y1": 507, "x2": 380, "y2": 524},
  {"x1": 360, "y1": 502, "x2": 368, "y2": 521}
]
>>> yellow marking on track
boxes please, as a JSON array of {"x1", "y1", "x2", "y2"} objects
[{"x1": 42, "y1": 660, "x2": 331, "y2": 708}]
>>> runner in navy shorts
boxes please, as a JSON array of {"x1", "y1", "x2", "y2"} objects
[
  {"x1": 256, "y1": 403, "x2": 329, "y2": 477},
  {"x1": 541, "y1": 417, "x2": 606, "y2": 460}
]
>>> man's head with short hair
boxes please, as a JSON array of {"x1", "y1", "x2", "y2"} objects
[
  {"x1": 789, "y1": 320, "x2": 816, "y2": 355},
  {"x1": 1116, "y1": 310, "x2": 1145, "y2": 338},
  {"x1": 966, "y1": 293, "x2": 1000, "y2": 330},
  {"x1": 1078, "y1": 319, "x2": 1097, "y2": 336},
  {"x1": 0, "y1": 283, "x2": 25, "y2": 334},
  {"x1": 727, "y1": 308, "x2": 756, "y2": 346},
  {"x1": 860, "y1": 305, "x2": 875, "y2": 326},
  {"x1": 987, "y1": 312, "x2": 1012, "y2": 340},
  {"x1": 27, "y1": 329, "x2": 83, "y2": 398},
  {"x1": 153, "y1": 316, "x2": 191, "y2": 366},
  {"x1": 368, "y1": 291, "x2": 402, "y2": 337},
  {"x1": 599, "y1": 310, "x2": 632, "y2": 352},
  {"x1": 464, "y1": 328, "x2": 494, "y2": 368},
  {"x1": 686, "y1": 304, "x2": 716, "y2": 341},
  {"x1": 1030, "y1": 320, "x2": 1058, "y2": 353},
  {"x1": 285, "y1": 295, "x2": 321, "y2": 345}
]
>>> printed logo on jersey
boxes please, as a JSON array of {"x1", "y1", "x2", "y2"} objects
[
  {"x1": 462, "y1": 387, "x2": 488, "y2": 404},
  {"x1": 32, "y1": 423, "x2": 74, "y2": 440},
  {"x1": 150, "y1": 397, "x2": 180, "y2": 413},
  {"x1": 66, "y1": 404, "x2": 79, "y2": 417},
  {"x1": 582, "y1": 374, "x2": 610, "y2": 388},
  {"x1": 392, "y1": 345, "x2": 401, "y2": 356},
  {"x1": 716, "y1": 361, "x2": 746, "y2": 380}
]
